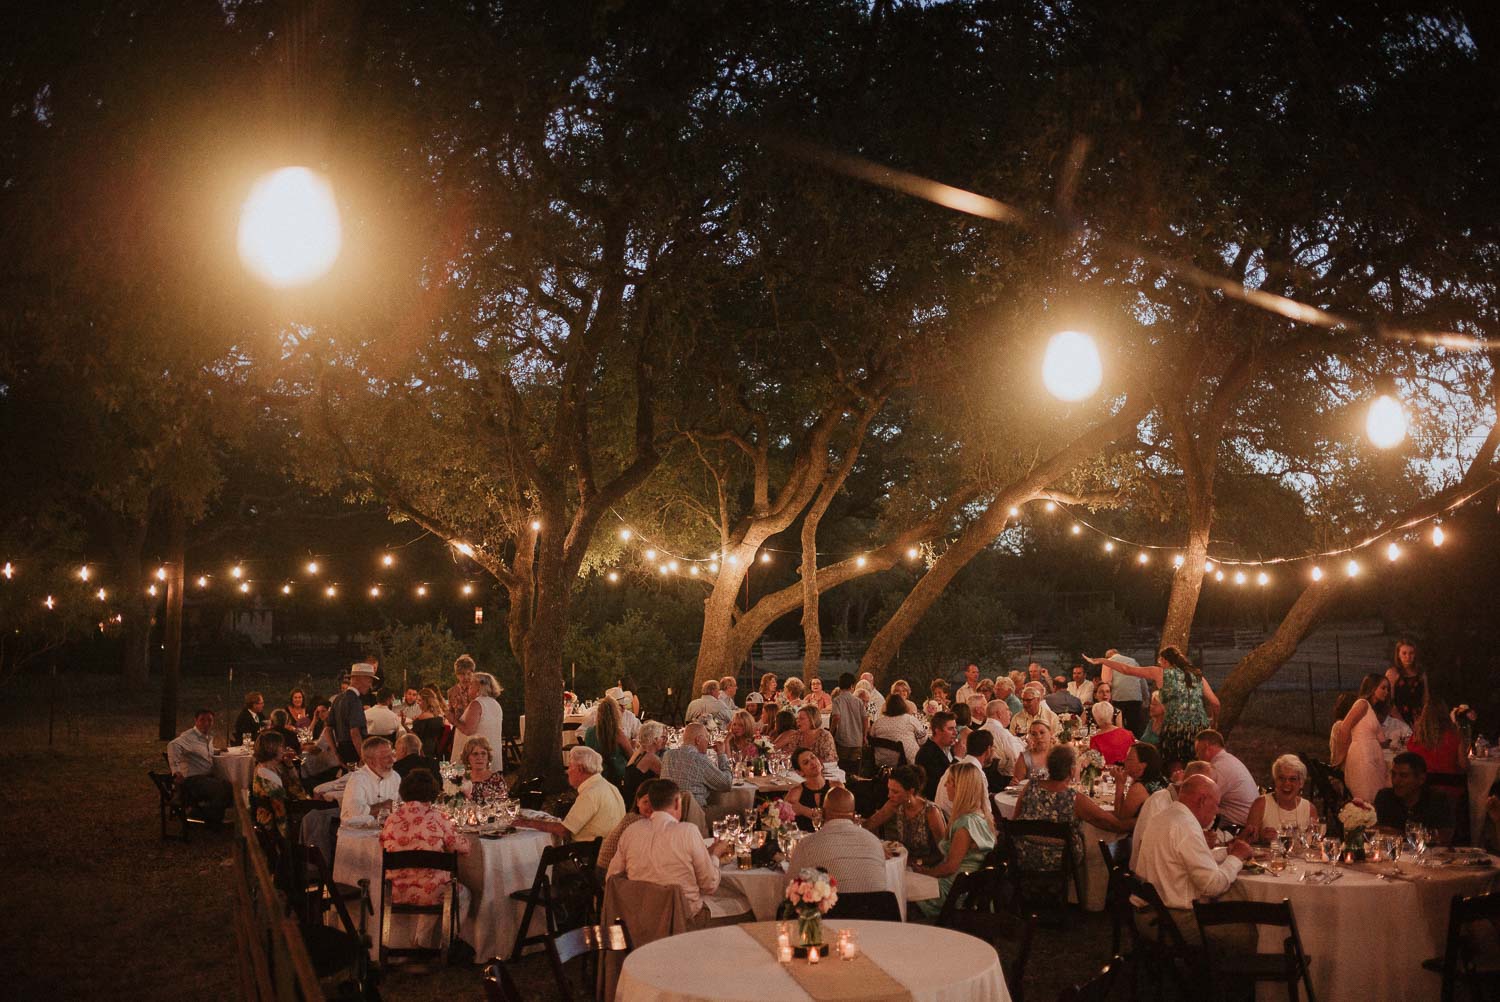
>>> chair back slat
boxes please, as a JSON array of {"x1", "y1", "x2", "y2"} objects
[{"x1": 382, "y1": 849, "x2": 459, "y2": 873}]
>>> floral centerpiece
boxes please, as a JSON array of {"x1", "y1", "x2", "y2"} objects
[
  {"x1": 779, "y1": 867, "x2": 838, "y2": 954},
  {"x1": 1338, "y1": 799, "x2": 1378, "y2": 860},
  {"x1": 1057, "y1": 712, "x2": 1080, "y2": 744},
  {"x1": 1078, "y1": 748, "x2": 1107, "y2": 791},
  {"x1": 760, "y1": 798, "x2": 796, "y2": 834}
]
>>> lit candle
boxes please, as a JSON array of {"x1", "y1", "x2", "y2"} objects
[
  {"x1": 841, "y1": 937, "x2": 857, "y2": 961},
  {"x1": 807, "y1": 946, "x2": 820, "y2": 964},
  {"x1": 776, "y1": 925, "x2": 791, "y2": 949},
  {"x1": 778, "y1": 945, "x2": 793, "y2": 964}
]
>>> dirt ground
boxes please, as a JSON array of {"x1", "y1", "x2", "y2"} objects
[{"x1": 0, "y1": 669, "x2": 1327, "y2": 1001}]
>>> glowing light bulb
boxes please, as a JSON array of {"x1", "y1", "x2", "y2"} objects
[
  {"x1": 2, "y1": 562, "x2": 11, "y2": 579},
  {"x1": 1071, "y1": 524, "x2": 1082, "y2": 535},
  {"x1": 196, "y1": 576, "x2": 208, "y2": 588},
  {"x1": 1311, "y1": 566, "x2": 1324, "y2": 581},
  {"x1": 689, "y1": 565, "x2": 700, "y2": 576},
  {"x1": 44, "y1": 595, "x2": 55, "y2": 610},
  {"x1": 461, "y1": 583, "x2": 473, "y2": 596},
  {"x1": 281, "y1": 583, "x2": 292, "y2": 595},
  {"x1": 1432, "y1": 525, "x2": 1445, "y2": 547},
  {"x1": 1008, "y1": 507, "x2": 1020, "y2": 518},
  {"x1": 1346, "y1": 560, "x2": 1360, "y2": 578},
  {"x1": 1042, "y1": 330, "x2": 1103, "y2": 401},
  {"x1": 231, "y1": 565, "x2": 243, "y2": 579},
  {"x1": 906, "y1": 547, "x2": 919, "y2": 559},
  {"x1": 1172, "y1": 554, "x2": 1185, "y2": 568},
  {"x1": 455, "y1": 542, "x2": 475, "y2": 557},
  {"x1": 156, "y1": 567, "x2": 167, "y2": 581},
  {"x1": 416, "y1": 585, "x2": 428, "y2": 597},
  {"x1": 530, "y1": 520, "x2": 541, "y2": 532},
  {"x1": 369, "y1": 585, "x2": 380, "y2": 598},
  {"x1": 708, "y1": 562, "x2": 719, "y2": 573},
  {"x1": 658, "y1": 564, "x2": 669, "y2": 575},
  {"x1": 668, "y1": 561, "x2": 680, "y2": 572},
  {"x1": 382, "y1": 554, "x2": 395, "y2": 567},
  {"x1": 306, "y1": 561, "x2": 319, "y2": 575},
  {"x1": 325, "y1": 585, "x2": 337, "y2": 597},
  {"x1": 1387, "y1": 542, "x2": 1400, "y2": 562},
  {"x1": 1103, "y1": 541, "x2": 1115, "y2": 553},
  {"x1": 1257, "y1": 571, "x2": 1270, "y2": 586},
  {"x1": 1365, "y1": 394, "x2": 1407, "y2": 449},
  {"x1": 147, "y1": 584, "x2": 158, "y2": 596},
  {"x1": 607, "y1": 571, "x2": 620, "y2": 583},
  {"x1": 78, "y1": 566, "x2": 90, "y2": 581},
  {"x1": 644, "y1": 549, "x2": 657, "y2": 561},
  {"x1": 1234, "y1": 571, "x2": 1246, "y2": 585},
  {"x1": 619, "y1": 529, "x2": 632, "y2": 541},
  {"x1": 239, "y1": 581, "x2": 251, "y2": 594},
  {"x1": 855, "y1": 556, "x2": 868, "y2": 568},
  {"x1": 237, "y1": 166, "x2": 342, "y2": 288},
  {"x1": 727, "y1": 554, "x2": 738, "y2": 565},
  {"x1": 1205, "y1": 561, "x2": 1216, "y2": 573},
  {"x1": 757, "y1": 552, "x2": 769, "y2": 564},
  {"x1": 96, "y1": 588, "x2": 106, "y2": 600},
  {"x1": 1214, "y1": 570, "x2": 1225, "y2": 582}
]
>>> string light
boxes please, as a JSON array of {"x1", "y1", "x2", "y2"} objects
[
  {"x1": 855, "y1": 556, "x2": 868, "y2": 568},
  {"x1": 96, "y1": 587, "x2": 106, "y2": 600},
  {"x1": 530, "y1": 520, "x2": 541, "y2": 532},
  {"x1": 239, "y1": 581, "x2": 251, "y2": 594},
  {"x1": 1366, "y1": 394, "x2": 1408, "y2": 449},
  {"x1": 325, "y1": 585, "x2": 337, "y2": 598},
  {"x1": 281, "y1": 583, "x2": 292, "y2": 595},
  {"x1": 1071, "y1": 524, "x2": 1082, "y2": 535},
  {"x1": 1008, "y1": 507, "x2": 1020, "y2": 517},
  {"x1": 1103, "y1": 541, "x2": 1115, "y2": 553},
  {"x1": 1234, "y1": 571, "x2": 1246, "y2": 585},
  {"x1": 306, "y1": 560, "x2": 320, "y2": 575},
  {"x1": 727, "y1": 554, "x2": 738, "y2": 565},
  {"x1": 906, "y1": 546, "x2": 920, "y2": 559},
  {"x1": 1257, "y1": 571, "x2": 1270, "y2": 586},
  {"x1": 416, "y1": 584, "x2": 428, "y2": 597},
  {"x1": 1214, "y1": 570, "x2": 1224, "y2": 582},
  {"x1": 644, "y1": 549, "x2": 657, "y2": 561},
  {"x1": 155, "y1": 567, "x2": 167, "y2": 581},
  {"x1": 1042, "y1": 330, "x2": 1103, "y2": 401},
  {"x1": 1172, "y1": 554, "x2": 1185, "y2": 568},
  {"x1": 2, "y1": 562, "x2": 11, "y2": 579},
  {"x1": 78, "y1": 566, "x2": 90, "y2": 581},
  {"x1": 759, "y1": 552, "x2": 771, "y2": 564},
  {"x1": 1137, "y1": 552, "x2": 1149, "y2": 565},
  {"x1": 657, "y1": 564, "x2": 669, "y2": 576},
  {"x1": 607, "y1": 571, "x2": 619, "y2": 583},
  {"x1": 196, "y1": 576, "x2": 208, "y2": 588},
  {"x1": 381, "y1": 554, "x2": 394, "y2": 567},
  {"x1": 1432, "y1": 525, "x2": 1445, "y2": 546},
  {"x1": 230, "y1": 564, "x2": 243, "y2": 579},
  {"x1": 1205, "y1": 560, "x2": 1216, "y2": 573},
  {"x1": 369, "y1": 585, "x2": 381, "y2": 598},
  {"x1": 668, "y1": 560, "x2": 680, "y2": 573},
  {"x1": 1311, "y1": 566, "x2": 1324, "y2": 581},
  {"x1": 1346, "y1": 560, "x2": 1361, "y2": 578},
  {"x1": 147, "y1": 584, "x2": 158, "y2": 596},
  {"x1": 1044, "y1": 501, "x2": 1057, "y2": 513},
  {"x1": 1387, "y1": 542, "x2": 1401, "y2": 562},
  {"x1": 708, "y1": 562, "x2": 719, "y2": 573},
  {"x1": 689, "y1": 565, "x2": 700, "y2": 576},
  {"x1": 461, "y1": 583, "x2": 473, "y2": 596},
  {"x1": 619, "y1": 529, "x2": 632, "y2": 541},
  {"x1": 44, "y1": 595, "x2": 55, "y2": 610}
]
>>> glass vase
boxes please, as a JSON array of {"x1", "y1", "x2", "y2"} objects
[{"x1": 795, "y1": 907, "x2": 824, "y2": 953}]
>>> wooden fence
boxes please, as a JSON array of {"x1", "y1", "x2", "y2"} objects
[{"x1": 230, "y1": 798, "x2": 324, "y2": 1002}]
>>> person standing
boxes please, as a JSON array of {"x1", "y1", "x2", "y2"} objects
[
  {"x1": 1336, "y1": 673, "x2": 1393, "y2": 803},
  {"x1": 1383, "y1": 637, "x2": 1426, "y2": 729},
  {"x1": 1098, "y1": 649, "x2": 1149, "y2": 736},
  {"x1": 331, "y1": 663, "x2": 377, "y2": 766},
  {"x1": 451, "y1": 672, "x2": 504, "y2": 764},
  {"x1": 829, "y1": 672, "x2": 867, "y2": 775},
  {"x1": 446, "y1": 654, "x2": 477, "y2": 726},
  {"x1": 1089, "y1": 647, "x2": 1218, "y2": 770}
]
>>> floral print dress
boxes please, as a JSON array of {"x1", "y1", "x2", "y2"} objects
[
  {"x1": 379, "y1": 802, "x2": 470, "y2": 905},
  {"x1": 1158, "y1": 666, "x2": 1210, "y2": 767},
  {"x1": 1014, "y1": 784, "x2": 1083, "y2": 871}
]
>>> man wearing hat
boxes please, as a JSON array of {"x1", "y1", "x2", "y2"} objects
[{"x1": 332, "y1": 662, "x2": 377, "y2": 766}]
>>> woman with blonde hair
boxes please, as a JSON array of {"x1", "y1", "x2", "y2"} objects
[
  {"x1": 912, "y1": 763, "x2": 995, "y2": 916},
  {"x1": 726, "y1": 710, "x2": 759, "y2": 759},
  {"x1": 451, "y1": 672, "x2": 504, "y2": 764},
  {"x1": 461, "y1": 736, "x2": 508, "y2": 801},
  {"x1": 583, "y1": 695, "x2": 632, "y2": 785},
  {"x1": 624, "y1": 720, "x2": 668, "y2": 804},
  {"x1": 1243, "y1": 753, "x2": 1318, "y2": 843}
]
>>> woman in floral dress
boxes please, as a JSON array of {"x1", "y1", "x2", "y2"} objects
[
  {"x1": 251, "y1": 731, "x2": 307, "y2": 837},
  {"x1": 380, "y1": 769, "x2": 470, "y2": 906},
  {"x1": 1088, "y1": 646, "x2": 1218, "y2": 770}
]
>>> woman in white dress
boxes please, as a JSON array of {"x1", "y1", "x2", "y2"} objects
[
  {"x1": 1336, "y1": 673, "x2": 1391, "y2": 802},
  {"x1": 451, "y1": 672, "x2": 505, "y2": 764},
  {"x1": 1243, "y1": 753, "x2": 1319, "y2": 843}
]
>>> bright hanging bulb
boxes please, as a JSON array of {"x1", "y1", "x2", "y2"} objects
[
  {"x1": 1071, "y1": 524, "x2": 1082, "y2": 535},
  {"x1": 1103, "y1": 541, "x2": 1115, "y2": 553},
  {"x1": 1257, "y1": 571, "x2": 1270, "y2": 586},
  {"x1": 1365, "y1": 394, "x2": 1407, "y2": 449},
  {"x1": 759, "y1": 552, "x2": 771, "y2": 564},
  {"x1": 644, "y1": 549, "x2": 657, "y2": 561},
  {"x1": 1386, "y1": 542, "x2": 1401, "y2": 562},
  {"x1": 668, "y1": 560, "x2": 680, "y2": 572},
  {"x1": 1431, "y1": 525, "x2": 1445, "y2": 547},
  {"x1": 237, "y1": 166, "x2": 342, "y2": 288},
  {"x1": 196, "y1": 576, "x2": 208, "y2": 588},
  {"x1": 1008, "y1": 507, "x2": 1020, "y2": 518},
  {"x1": 708, "y1": 562, "x2": 719, "y2": 573},
  {"x1": 369, "y1": 585, "x2": 381, "y2": 598},
  {"x1": 2, "y1": 562, "x2": 11, "y2": 579},
  {"x1": 281, "y1": 583, "x2": 292, "y2": 595},
  {"x1": 530, "y1": 520, "x2": 541, "y2": 532},
  {"x1": 1233, "y1": 571, "x2": 1246, "y2": 585},
  {"x1": 1044, "y1": 501, "x2": 1057, "y2": 513},
  {"x1": 78, "y1": 566, "x2": 90, "y2": 581},
  {"x1": 416, "y1": 584, "x2": 428, "y2": 597},
  {"x1": 155, "y1": 566, "x2": 167, "y2": 581},
  {"x1": 325, "y1": 585, "x2": 337, "y2": 598},
  {"x1": 239, "y1": 581, "x2": 251, "y2": 594},
  {"x1": 906, "y1": 547, "x2": 919, "y2": 559},
  {"x1": 230, "y1": 564, "x2": 243, "y2": 579},
  {"x1": 96, "y1": 587, "x2": 106, "y2": 601},
  {"x1": 1205, "y1": 560, "x2": 1216, "y2": 573},
  {"x1": 1214, "y1": 570, "x2": 1225, "y2": 582},
  {"x1": 147, "y1": 584, "x2": 158, "y2": 596},
  {"x1": 689, "y1": 565, "x2": 700, "y2": 576},
  {"x1": 306, "y1": 561, "x2": 319, "y2": 575},
  {"x1": 1137, "y1": 552, "x2": 1149, "y2": 565},
  {"x1": 461, "y1": 583, "x2": 474, "y2": 596},
  {"x1": 44, "y1": 595, "x2": 55, "y2": 610},
  {"x1": 619, "y1": 529, "x2": 632, "y2": 541},
  {"x1": 1311, "y1": 565, "x2": 1324, "y2": 581},
  {"x1": 606, "y1": 571, "x2": 619, "y2": 583},
  {"x1": 1346, "y1": 559, "x2": 1361, "y2": 578},
  {"x1": 1172, "y1": 554, "x2": 1185, "y2": 568},
  {"x1": 382, "y1": 554, "x2": 394, "y2": 567},
  {"x1": 1042, "y1": 330, "x2": 1103, "y2": 401},
  {"x1": 657, "y1": 564, "x2": 669, "y2": 576},
  {"x1": 855, "y1": 556, "x2": 868, "y2": 568},
  {"x1": 726, "y1": 554, "x2": 738, "y2": 565},
  {"x1": 455, "y1": 542, "x2": 475, "y2": 557}
]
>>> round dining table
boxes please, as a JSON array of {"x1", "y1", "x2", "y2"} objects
[
  {"x1": 715, "y1": 848, "x2": 939, "y2": 922},
  {"x1": 1227, "y1": 855, "x2": 1500, "y2": 1002},
  {"x1": 615, "y1": 919, "x2": 1009, "y2": 1002},
  {"x1": 1467, "y1": 755, "x2": 1499, "y2": 845},
  {"x1": 994, "y1": 784, "x2": 1120, "y2": 911},
  {"x1": 212, "y1": 747, "x2": 254, "y2": 790}
]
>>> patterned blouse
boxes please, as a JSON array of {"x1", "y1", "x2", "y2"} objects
[
  {"x1": 883, "y1": 797, "x2": 940, "y2": 864},
  {"x1": 251, "y1": 764, "x2": 308, "y2": 837},
  {"x1": 1013, "y1": 783, "x2": 1083, "y2": 872},
  {"x1": 466, "y1": 772, "x2": 510, "y2": 802},
  {"x1": 378, "y1": 802, "x2": 470, "y2": 906}
]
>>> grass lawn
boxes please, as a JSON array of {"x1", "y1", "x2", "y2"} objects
[{"x1": 0, "y1": 669, "x2": 1329, "y2": 1001}]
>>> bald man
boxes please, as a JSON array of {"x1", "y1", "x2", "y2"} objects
[
  {"x1": 1130, "y1": 759, "x2": 1215, "y2": 869},
  {"x1": 786, "y1": 787, "x2": 889, "y2": 894},
  {"x1": 1133, "y1": 774, "x2": 1253, "y2": 946}
]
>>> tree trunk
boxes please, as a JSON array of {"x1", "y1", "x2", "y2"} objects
[
  {"x1": 800, "y1": 516, "x2": 823, "y2": 685},
  {"x1": 692, "y1": 545, "x2": 755, "y2": 689},
  {"x1": 159, "y1": 505, "x2": 186, "y2": 739},
  {"x1": 1216, "y1": 578, "x2": 1344, "y2": 734},
  {"x1": 519, "y1": 575, "x2": 571, "y2": 788},
  {"x1": 1160, "y1": 516, "x2": 1211, "y2": 650}
]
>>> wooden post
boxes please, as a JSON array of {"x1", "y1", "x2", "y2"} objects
[{"x1": 1307, "y1": 661, "x2": 1316, "y2": 733}]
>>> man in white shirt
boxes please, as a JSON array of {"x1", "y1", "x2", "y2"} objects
[
  {"x1": 340, "y1": 736, "x2": 402, "y2": 825},
  {"x1": 983, "y1": 700, "x2": 1026, "y2": 774},
  {"x1": 364, "y1": 691, "x2": 401, "y2": 739},
  {"x1": 167, "y1": 708, "x2": 233, "y2": 825},
  {"x1": 529, "y1": 746, "x2": 627, "y2": 843},
  {"x1": 718, "y1": 676, "x2": 738, "y2": 711},
  {"x1": 858, "y1": 672, "x2": 884, "y2": 705},
  {"x1": 398, "y1": 687, "x2": 424, "y2": 726},
  {"x1": 1133, "y1": 775, "x2": 1253, "y2": 946},
  {"x1": 606, "y1": 779, "x2": 738, "y2": 923},
  {"x1": 953, "y1": 663, "x2": 982, "y2": 707},
  {"x1": 684, "y1": 681, "x2": 732, "y2": 724},
  {"x1": 1010, "y1": 684, "x2": 1061, "y2": 737},
  {"x1": 1193, "y1": 730, "x2": 1258, "y2": 828},
  {"x1": 1130, "y1": 761, "x2": 1214, "y2": 870},
  {"x1": 1067, "y1": 665, "x2": 1095, "y2": 705},
  {"x1": 787, "y1": 788, "x2": 888, "y2": 893}
]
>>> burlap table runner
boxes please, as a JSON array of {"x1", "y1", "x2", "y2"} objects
[{"x1": 740, "y1": 922, "x2": 913, "y2": 1002}]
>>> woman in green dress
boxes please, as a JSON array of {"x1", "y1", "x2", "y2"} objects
[
  {"x1": 911, "y1": 763, "x2": 994, "y2": 917},
  {"x1": 582, "y1": 697, "x2": 632, "y2": 787},
  {"x1": 1088, "y1": 646, "x2": 1218, "y2": 771}
]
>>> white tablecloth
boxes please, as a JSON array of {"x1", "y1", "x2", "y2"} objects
[
  {"x1": 709, "y1": 784, "x2": 759, "y2": 814},
  {"x1": 994, "y1": 788, "x2": 1117, "y2": 911},
  {"x1": 1228, "y1": 858, "x2": 1500, "y2": 1002},
  {"x1": 616, "y1": 919, "x2": 1009, "y2": 1002},
  {"x1": 1467, "y1": 756, "x2": 1499, "y2": 844},
  {"x1": 716, "y1": 850, "x2": 935, "y2": 922},
  {"x1": 333, "y1": 825, "x2": 557, "y2": 959},
  {"x1": 213, "y1": 748, "x2": 254, "y2": 790}
]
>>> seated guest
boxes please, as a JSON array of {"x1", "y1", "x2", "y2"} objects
[
  {"x1": 995, "y1": 676, "x2": 1023, "y2": 716},
  {"x1": 526, "y1": 746, "x2": 627, "y2": 843},
  {"x1": 805, "y1": 677, "x2": 833, "y2": 713},
  {"x1": 661, "y1": 722, "x2": 733, "y2": 807},
  {"x1": 1011, "y1": 684, "x2": 1061, "y2": 737},
  {"x1": 784, "y1": 749, "x2": 834, "y2": 831},
  {"x1": 780, "y1": 677, "x2": 807, "y2": 710},
  {"x1": 685, "y1": 680, "x2": 732, "y2": 724},
  {"x1": 379, "y1": 768, "x2": 469, "y2": 905},
  {"x1": 597, "y1": 781, "x2": 656, "y2": 875},
  {"x1": 460, "y1": 737, "x2": 508, "y2": 801},
  {"x1": 870, "y1": 693, "x2": 926, "y2": 767},
  {"x1": 397, "y1": 686, "x2": 424, "y2": 727},
  {"x1": 583, "y1": 696, "x2": 634, "y2": 787},
  {"x1": 624, "y1": 720, "x2": 668, "y2": 806},
  {"x1": 967, "y1": 695, "x2": 990, "y2": 732},
  {"x1": 926, "y1": 678, "x2": 951, "y2": 715},
  {"x1": 1044, "y1": 675, "x2": 1084, "y2": 717},
  {"x1": 251, "y1": 731, "x2": 306, "y2": 836},
  {"x1": 285, "y1": 688, "x2": 312, "y2": 729},
  {"x1": 167, "y1": 708, "x2": 233, "y2": 826},
  {"x1": 1129, "y1": 760, "x2": 1213, "y2": 870},
  {"x1": 916, "y1": 712, "x2": 959, "y2": 801},
  {"x1": 1089, "y1": 702, "x2": 1133, "y2": 765},
  {"x1": 310, "y1": 699, "x2": 332, "y2": 742},
  {"x1": 1013, "y1": 745, "x2": 1130, "y2": 871},
  {"x1": 1091, "y1": 681, "x2": 1113, "y2": 717},
  {"x1": 794, "y1": 705, "x2": 839, "y2": 763},
  {"x1": 864, "y1": 764, "x2": 947, "y2": 865},
  {"x1": 1374, "y1": 751, "x2": 1455, "y2": 844},
  {"x1": 889, "y1": 679, "x2": 919, "y2": 715},
  {"x1": 983, "y1": 700, "x2": 1026, "y2": 775},
  {"x1": 769, "y1": 710, "x2": 801, "y2": 757},
  {"x1": 364, "y1": 690, "x2": 401, "y2": 739},
  {"x1": 912, "y1": 763, "x2": 996, "y2": 917},
  {"x1": 266, "y1": 708, "x2": 301, "y2": 752},
  {"x1": 759, "y1": 672, "x2": 781, "y2": 705},
  {"x1": 1138, "y1": 692, "x2": 1165, "y2": 747},
  {"x1": 392, "y1": 732, "x2": 441, "y2": 782},
  {"x1": 1407, "y1": 697, "x2": 1466, "y2": 775},
  {"x1": 1012, "y1": 721, "x2": 1055, "y2": 784},
  {"x1": 1107, "y1": 742, "x2": 1167, "y2": 827},
  {"x1": 341, "y1": 736, "x2": 402, "y2": 825},
  {"x1": 1193, "y1": 729, "x2": 1258, "y2": 829},
  {"x1": 410, "y1": 688, "x2": 448, "y2": 758},
  {"x1": 788, "y1": 788, "x2": 888, "y2": 892},
  {"x1": 606, "y1": 779, "x2": 734, "y2": 924},
  {"x1": 938, "y1": 729, "x2": 1006, "y2": 818},
  {"x1": 1068, "y1": 666, "x2": 1094, "y2": 706},
  {"x1": 724, "y1": 711, "x2": 759, "y2": 760},
  {"x1": 1134, "y1": 775, "x2": 1254, "y2": 946},
  {"x1": 231, "y1": 691, "x2": 266, "y2": 746},
  {"x1": 1243, "y1": 754, "x2": 1319, "y2": 843}
]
